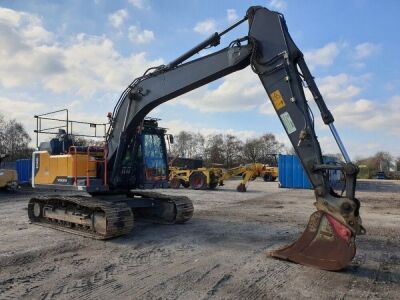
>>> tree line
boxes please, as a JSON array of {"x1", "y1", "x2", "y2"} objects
[
  {"x1": 0, "y1": 113, "x2": 33, "y2": 161},
  {"x1": 169, "y1": 131, "x2": 284, "y2": 168},
  {"x1": 356, "y1": 151, "x2": 400, "y2": 179}
]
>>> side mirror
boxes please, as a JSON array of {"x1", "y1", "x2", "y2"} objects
[{"x1": 168, "y1": 134, "x2": 174, "y2": 144}]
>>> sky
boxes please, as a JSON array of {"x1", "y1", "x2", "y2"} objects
[{"x1": 0, "y1": 0, "x2": 399, "y2": 159}]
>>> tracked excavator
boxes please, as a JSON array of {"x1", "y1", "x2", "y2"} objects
[{"x1": 28, "y1": 6, "x2": 365, "y2": 270}]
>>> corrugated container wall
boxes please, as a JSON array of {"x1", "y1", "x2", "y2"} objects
[
  {"x1": 16, "y1": 159, "x2": 32, "y2": 184},
  {"x1": 278, "y1": 154, "x2": 312, "y2": 189},
  {"x1": 278, "y1": 155, "x2": 342, "y2": 189}
]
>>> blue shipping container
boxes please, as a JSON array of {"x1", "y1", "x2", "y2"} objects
[
  {"x1": 16, "y1": 159, "x2": 32, "y2": 184},
  {"x1": 278, "y1": 154, "x2": 312, "y2": 189}
]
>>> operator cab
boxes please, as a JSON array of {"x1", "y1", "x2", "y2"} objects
[{"x1": 119, "y1": 118, "x2": 170, "y2": 189}]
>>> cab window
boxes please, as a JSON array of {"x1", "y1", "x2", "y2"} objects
[{"x1": 143, "y1": 134, "x2": 167, "y2": 181}]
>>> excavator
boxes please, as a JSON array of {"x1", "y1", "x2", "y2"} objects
[{"x1": 28, "y1": 6, "x2": 365, "y2": 271}]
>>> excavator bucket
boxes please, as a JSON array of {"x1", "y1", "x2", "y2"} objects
[{"x1": 269, "y1": 211, "x2": 356, "y2": 271}]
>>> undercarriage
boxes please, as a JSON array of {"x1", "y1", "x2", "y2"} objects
[{"x1": 28, "y1": 191, "x2": 193, "y2": 239}]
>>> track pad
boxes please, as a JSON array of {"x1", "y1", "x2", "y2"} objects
[{"x1": 268, "y1": 211, "x2": 356, "y2": 271}]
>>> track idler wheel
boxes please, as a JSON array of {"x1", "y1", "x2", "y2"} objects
[{"x1": 268, "y1": 211, "x2": 356, "y2": 271}]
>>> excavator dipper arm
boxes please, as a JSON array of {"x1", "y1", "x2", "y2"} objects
[
  {"x1": 247, "y1": 7, "x2": 365, "y2": 270},
  {"x1": 107, "y1": 6, "x2": 364, "y2": 270}
]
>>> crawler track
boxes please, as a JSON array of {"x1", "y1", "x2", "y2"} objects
[
  {"x1": 27, "y1": 192, "x2": 194, "y2": 240},
  {"x1": 28, "y1": 195, "x2": 134, "y2": 239},
  {"x1": 131, "y1": 191, "x2": 194, "y2": 224}
]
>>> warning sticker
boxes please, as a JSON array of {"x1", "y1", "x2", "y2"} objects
[
  {"x1": 280, "y1": 112, "x2": 296, "y2": 134},
  {"x1": 270, "y1": 90, "x2": 286, "y2": 110}
]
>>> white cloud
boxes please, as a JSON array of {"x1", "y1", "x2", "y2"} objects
[
  {"x1": 45, "y1": 34, "x2": 161, "y2": 95},
  {"x1": 128, "y1": 0, "x2": 150, "y2": 10},
  {"x1": 0, "y1": 8, "x2": 62, "y2": 88},
  {"x1": 226, "y1": 9, "x2": 239, "y2": 23},
  {"x1": 0, "y1": 96, "x2": 47, "y2": 144},
  {"x1": 108, "y1": 9, "x2": 128, "y2": 28},
  {"x1": 317, "y1": 73, "x2": 361, "y2": 102},
  {"x1": 259, "y1": 102, "x2": 275, "y2": 115},
  {"x1": 159, "y1": 119, "x2": 258, "y2": 141},
  {"x1": 128, "y1": 25, "x2": 155, "y2": 44},
  {"x1": 193, "y1": 19, "x2": 217, "y2": 35},
  {"x1": 304, "y1": 43, "x2": 340, "y2": 69},
  {"x1": 171, "y1": 68, "x2": 264, "y2": 113},
  {"x1": 0, "y1": 7, "x2": 53, "y2": 45},
  {"x1": 354, "y1": 42, "x2": 381, "y2": 60},
  {"x1": 0, "y1": 96, "x2": 46, "y2": 120},
  {"x1": 0, "y1": 7, "x2": 162, "y2": 96},
  {"x1": 332, "y1": 96, "x2": 400, "y2": 136},
  {"x1": 0, "y1": 7, "x2": 21, "y2": 26},
  {"x1": 269, "y1": 0, "x2": 287, "y2": 10},
  {"x1": 274, "y1": 132, "x2": 291, "y2": 152},
  {"x1": 301, "y1": 71, "x2": 400, "y2": 141}
]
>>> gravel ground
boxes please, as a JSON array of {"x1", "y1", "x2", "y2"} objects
[{"x1": 0, "y1": 179, "x2": 399, "y2": 300}]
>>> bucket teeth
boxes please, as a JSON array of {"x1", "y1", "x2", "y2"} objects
[{"x1": 268, "y1": 211, "x2": 356, "y2": 271}]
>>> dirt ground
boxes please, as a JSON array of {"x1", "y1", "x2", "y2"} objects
[{"x1": 0, "y1": 179, "x2": 399, "y2": 300}]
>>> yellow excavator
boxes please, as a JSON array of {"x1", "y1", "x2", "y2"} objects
[{"x1": 28, "y1": 6, "x2": 365, "y2": 270}]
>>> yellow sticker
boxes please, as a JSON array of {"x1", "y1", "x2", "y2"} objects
[{"x1": 270, "y1": 90, "x2": 286, "y2": 110}]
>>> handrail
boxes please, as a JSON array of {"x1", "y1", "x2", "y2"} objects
[{"x1": 35, "y1": 108, "x2": 108, "y2": 148}]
